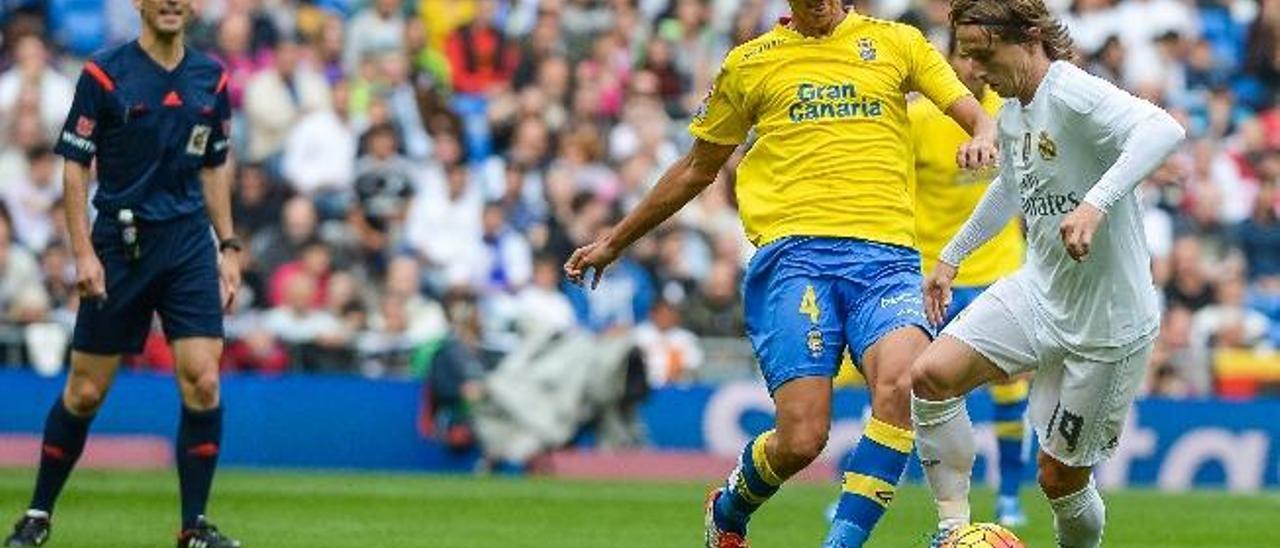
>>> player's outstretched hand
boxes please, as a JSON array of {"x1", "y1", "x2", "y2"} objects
[
  {"x1": 75, "y1": 253, "x2": 107, "y2": 302},
  {"x1": 923, "y1": 261, "x2": 958, "y2": 327},
  {"x1": 956, "y1": 133, "x2": 999, "y2": 171},
  {"x1": 564, "y1": 237, "x2": 621, "y2": 290},
  {"x1": 1059, "y1": 202, "x2": 1105, "y2": 262}
]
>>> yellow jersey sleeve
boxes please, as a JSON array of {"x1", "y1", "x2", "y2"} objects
[
  {"x1": 902, "y1": 26, "x2": 970, "y2": 113},
  {"x1": 689, "y1": 57, "x2": 752, "y2": 146}
]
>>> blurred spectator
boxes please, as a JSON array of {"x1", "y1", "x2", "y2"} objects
[
  {"x1": 511, "y1": 255, "x2": 576, "y2": 336},
  {"x1": 2, "y1": 144, "x2": 60, "y2": 252},
  {"x1": 281, "y1": 80, "x2": 357, "y2": 213},
  {"x1": 357, "y1": 294, "x2": 421, "y2": 376},
  {"x1": 1237, "y1": 182, "x2": 1280, "y2": 282},
  {"x1": 421, "y1": 288, "x2": 488, "y2": 451},
  {"x1": 476, "y1": 202, "x2": 532, "y2": 294},
  {"x1": 1192, "y1": 276, "x2": 1273, "y2": 351},
  {"x1": 1166, "y1": 236, "x2": 1216, "y2": 311},
  {"x1": 262, "y1": 271, "x2": 352, "y2": 372},
  {"x1": 1148, "y1": 306, "x2": 1210, "y2": 397},
  {"x1": 344, "y1": 0, "x2": 406, "y2": 73},
  {"x1": 405, "y1": 161, "x2": 483, "y2": 290},
  {"x1": 212, "y1": 12, "x2": 270, "y2": 111},
  {"x1": 252, "y1": 196, "x2": 320, "y2": 279},
  {"x1": 0, "y1": 35, "x2": 72, "y2": 144},
  {"x1": 244, "y1": 34, "x2": 332, "y2": 164},
  {"x1": 680, "y1": 260, "x2": 744, "y2": 337},
  {"x1": 633, "y1": 298, "x2": 703, "y2": 386},
  {"x1": 0, "y1": 113, "x2": 47, "y2": 187},
  {"x1": 349, "y1": 122, "x2": 415, "y2": 262},
  {"x1": 446, "y1": 0, "x2": 519, "y2": 161},
  {"x1": 0, "y1": 212, "x2": 49, "y2": 323},
  {"x1": 231, "y1": 163, "x2": 286, "y2": 236},
  {"x1": 268, "y1": 237, "x2": 333, "y2": 308}
]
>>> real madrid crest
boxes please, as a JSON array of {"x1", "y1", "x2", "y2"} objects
[
  {"x1": 857, "y1": 38, "x2": 877, "y2": 61},
  {"x1": 1038, "y1": 130, "x2": 1057, "y2": 161}
]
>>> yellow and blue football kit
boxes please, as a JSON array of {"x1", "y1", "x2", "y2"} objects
[
  {"x1": 693, "y1": 12, "x2": 972, "y2": 547},
  {"x1": 910, "y1": 88, "x2": 1030, "y2": 523}
]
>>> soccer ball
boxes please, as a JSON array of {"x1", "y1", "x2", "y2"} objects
[{"x1": 936, "y1": 523, "x2": 1026, "y2": 548}]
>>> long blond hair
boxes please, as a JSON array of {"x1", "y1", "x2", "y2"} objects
[{"x1": 950, "y1": 0, "x2": 1077, "y2": 62}]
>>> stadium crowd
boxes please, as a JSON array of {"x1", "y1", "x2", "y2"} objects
[{"x1": 0, "y1": 0, "x2": 1277, "y2": 404}]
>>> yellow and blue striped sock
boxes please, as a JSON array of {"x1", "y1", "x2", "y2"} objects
[
  {"x1": 827, "y1": 418, "x2": 914, "y2": 547},
  {"x1": 714, "y1": 429, "x2": 786, "y2": 534},
  {"x1": 991, "y1": 380, "x2": 1030, "y2": 499}
]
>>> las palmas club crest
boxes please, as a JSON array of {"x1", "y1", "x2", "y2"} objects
[{"x1": 858, "y1": 38, "x2": 877, "y2": 61}]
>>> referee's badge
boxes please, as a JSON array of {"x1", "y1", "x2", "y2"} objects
[
  {"x1": 75, "y1": 116, "x2": 95, "y2": 137},
  {"x1": 857, "y1": 38, "x2": 877, "y2": 61},
  {"x1": 187, "y1": 124, "x2": 211, "y2": 156}
]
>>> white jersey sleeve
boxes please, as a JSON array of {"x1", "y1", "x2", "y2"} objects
[
  {"x1": 939, "y1": 157, "x2": 1020, "y2": 268},
  {"x1": 1051, "y1": 72, "x2": 1186, "y2": 213}
]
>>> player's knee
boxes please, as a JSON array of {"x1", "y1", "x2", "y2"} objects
[
  {"x1": 1037, "y1": 453, "x2": 1089, "y2": 498},
  {"x1": 911, "y1": 357, "x2": 959, "y2": 401},
  {"x1": 776, "y1": 423, "x2": 828, "y2": 469},
  {"x1": 64, "y1": 381, "x2": 107, "y2": 415}
]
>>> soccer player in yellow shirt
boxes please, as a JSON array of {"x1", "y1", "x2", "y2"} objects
[
  {"x1": 565, "y1": 1, "x2": 997, "y2": 546},
  {"x1": 908, "y1": 36, "x2": 1031, "y2": 528}
]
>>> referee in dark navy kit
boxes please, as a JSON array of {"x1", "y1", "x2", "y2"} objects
[{"x1": 4, "y1": 0, "x2": 242, "y2": 546}]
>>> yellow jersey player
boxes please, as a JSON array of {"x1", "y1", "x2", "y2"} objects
[
  {"x1": 908, "y1": 38, "x2": 1031, "y2": 528},
  {"x1": 564, "y1": 1, "x2": 997, "y2": 546}
]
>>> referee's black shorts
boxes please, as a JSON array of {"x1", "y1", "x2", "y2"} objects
[{"x1": 72, "y1": 211, "x2": 223, "y2": 355}]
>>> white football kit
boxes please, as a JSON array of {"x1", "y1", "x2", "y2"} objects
[{"x1": 939, "y1": 61, "x2": 1186, "y2": 466}]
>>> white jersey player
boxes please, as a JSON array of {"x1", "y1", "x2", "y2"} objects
[{"x1": 910, "y1": 1, "x2": 1185, "y2": 547}]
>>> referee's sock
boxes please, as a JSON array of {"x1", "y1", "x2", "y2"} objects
[
  {"x1": 30, "y1": 399, "x2": 95, "y2": 514},
  {"x1": 177, "y1": 406, "x2": 223, "y2": 529}
]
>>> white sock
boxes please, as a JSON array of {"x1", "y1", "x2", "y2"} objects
[
  {"x1": 911, "y1": 393, "x2": 974, "y2": 531},
  {"x1": 1048, "y1": 480, "x2": 1106, "y2": 548}
]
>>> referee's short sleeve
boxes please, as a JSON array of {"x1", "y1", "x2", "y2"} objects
[
  {"x1": 903, "y1": 25, "x2": 970, "y2": 113},
  {"x1": 204, "y1": 71, "x2": 232, "y2": 167},
  {"x1": 688, "y1": 56, "x2": 752, "y2": 146},
  {"x1": 55, "y1": 66, "x2": 108, "y2": 166}
]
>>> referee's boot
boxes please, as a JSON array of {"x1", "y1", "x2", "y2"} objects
[
  {"x1": 177, "y1": 516, "x2": 241, "y2": 548},
  {"x1": 4, "y1": 511, "x2": 51, "y2": 546}
]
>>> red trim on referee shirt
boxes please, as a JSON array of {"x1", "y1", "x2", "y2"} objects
[
  {"x1": 83, "y1": 61, "x2": 115, "y2": 92},
  {"x1": 215, "y1": 71, "x2": 229, "y2": 94}
]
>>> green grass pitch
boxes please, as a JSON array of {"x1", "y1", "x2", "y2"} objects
[{"x1": 0, "y1": 468, "x2": 1274, "y2": 547}]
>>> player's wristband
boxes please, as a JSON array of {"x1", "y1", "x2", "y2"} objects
[{"x1": 219, "y1": 237, "x2": 244, "y2": 253}]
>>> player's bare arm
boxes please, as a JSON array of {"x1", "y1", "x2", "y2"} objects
[
  {"x1": 564, "y1": 138, "x2": 736, "y2": 288},
  {"x1": 945, "y1": 96, "x2": 999, "y2": 169},
  {"x1": 200, "y1": 165, "x2": 240, "y2": 311},
  {"x1": 63, "y1": 160, "x2": 105, "y2": 301}
]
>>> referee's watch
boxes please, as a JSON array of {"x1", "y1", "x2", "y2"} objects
[{"x1": 219, "y1": 237, "x2": 244, "y2": 253}]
